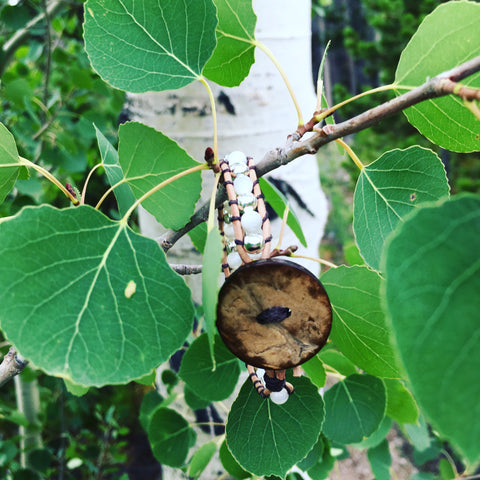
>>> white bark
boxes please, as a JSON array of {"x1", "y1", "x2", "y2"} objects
[{"x1": 128, "y1": 0, "x2": 328, "y2": 303}]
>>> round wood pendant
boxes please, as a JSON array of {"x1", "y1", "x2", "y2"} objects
[{"x1": 216, "y1": 259, "x2": 332, "y2": 370}]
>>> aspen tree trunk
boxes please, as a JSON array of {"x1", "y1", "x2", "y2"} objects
[{"x1": 128, "y1": 0, "x2": 328, "y2": 303}]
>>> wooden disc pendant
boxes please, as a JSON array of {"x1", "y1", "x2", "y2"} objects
[{"x1": 216, "y1": 258, "x2": 332, "y2": 370}]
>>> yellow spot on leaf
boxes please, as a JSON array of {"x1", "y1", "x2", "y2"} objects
[{"x1": 124, "y1": 280, "x2": 136, "y2": 299}]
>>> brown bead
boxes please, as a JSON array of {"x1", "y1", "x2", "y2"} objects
[{"x1": 216, "y1": 259, "x2": 332, "y2": 370}]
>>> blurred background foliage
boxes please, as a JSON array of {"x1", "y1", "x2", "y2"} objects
[{"x1": 0, "y1": 0, "x2": 478, "y2": 478}]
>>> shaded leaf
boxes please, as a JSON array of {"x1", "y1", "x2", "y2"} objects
[
  {"x1": 383, "y1": 194, "x2": 480, "y2": 466},
  {"x1": 219, "y1": 441, "x2": 251, "y2": 479},
  {"x1": 118, "y1": 122, "x2": 202, "y2": 229},
  {"x1": 353, "y1": 416, "x2": 392, "y2": 450},
  {"x1": 84, "y1": 0, "x2": 217, "y2": 92},
  {"x1": 202, "y1": 227, "x2": 224, "y2": 361},
  {"x1": 94, "y1": 125, "x2": 135, "y2": 217},
  {"x1": 318, "y1": 347, "x2": 357, "y2": 377},
  {"x1": 259, "y1": 177, "x2": 307, "y2": 248},
  {"x1": 367, "y1": 438, "x2": 391, "y2": 480},
  {"x1": 179, "y1": 333, "x2": 240, "y2": 401},
  {"x1": 395, "y1": 2, "x2": 480, "y2": 152},
  {"x1": 353, "y1": 147, "x2": 449, "y2": 271},
  {"x1": 139, "y1": 390, "x2": 164, "y2": 431},
  {"x1": 184, "y1": 384, "x2": 211, "y2": 411},
  {"x1": 321, "y1": 266, "x2": 402, "y2": 378},
  {"x1": 0, "y1": 205, "x2": 194, "y2": 386},
  {"x1": 227, "y1": 374, "x2": 324, "y2": 477},
  {"x1": 0, "y1": 122, "x2": 22, "y2": 204},
  {"x1": 384, "y1": 379, "x2": 419, "y2": 424},
  {"x1": 189, "y1": 441, "x2": 217, "y2": 479},
  {"x1": 204, "y1": 0, "x2": 256, "y2": 86},
  {"x1": 323, "y1": 374, "x2": 386, "y2": 444},
  {"x1": 148, "y1": 407, "x2": 196, "y2": 467}
]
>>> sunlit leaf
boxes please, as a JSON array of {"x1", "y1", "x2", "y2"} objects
[
  {"x1": 321, "y1": 266, "x2": 402, "y2": 378},
  {"x1": 367, "y1": 439, "x2": 391, "y2": 480},
  {"x1": 118, "y1": 122, "x2": 202, "y2": 229},
  {"x1": 383, "y1": 194, "x2": 480, "y2": 466},
  {"x1": 395, "y1": 1, "x2": 480, "y2": 152},
  {"x1": 353, "y1": 147, "x2": 449, "y2": 271},
  {"x1": 0, "y1": 122, "x2": 22, "y2": 204},
  {"x1": 189, "y1": 441, "x2": 217, "y2": 479},
  {"x1": 383, "y1": 379, "x2": 419, "y2": 424},
  {"x1": 0, "y1": 205, "x2": 194, "y2": 386},
  {"x1": 84, "y1": 0, "x2": 217, "y2": 92},
  {"x1": 204, "y1": 0, "x2": 257, "y2": 86}
]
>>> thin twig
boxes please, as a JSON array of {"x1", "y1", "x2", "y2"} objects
[
  {"x1": 158, "y1": 55, "x2": 480, "y2": 252},
  {"x1": 170, "y1": 264, "x2": 203, "y2": 275},
  {"x1": 0, "y1": 347, "x2": 28, "y2": 388}
]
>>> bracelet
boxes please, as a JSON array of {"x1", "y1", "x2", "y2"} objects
[{"x1": 218, "y1": 151, "x2": 272, "y2": 277}]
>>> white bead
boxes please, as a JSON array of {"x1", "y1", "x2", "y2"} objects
[
  {"x1": 222, "y1": 209, "x2": 232, "y2": 224},
  {"x1": 226, "y1": 150, "x2": 247, "y2": 167},
  {"x1": 244, "y1": 233, "x2": 264, "y2": 253},
  {"x1": 237, "y1": 193, "x2": 257, "y2": 212},
  {"x1": 227, "y1": 251, "x2": 243, "y2": 269},
  {"x1": 231, "y1": 163, "x2": 249, "y2": 176},
  {"x1": 241, "y1": 210, "x2": 263, "y2": 234},
  {"x1": 270, "y1": 388, "x2": 289, "y2": 405},
  {"x1": 233, "y1": 174, "x2": 253, "y2": 196},
  {"x1": 256, "y1": 369, "x2": 265, "y2": 381},
  {"x1": 248, "y1": 251, "x2": 263, "y2": 260},
  {"x1": 224, "y1": 223, "x2": 235, "y2": 239}
]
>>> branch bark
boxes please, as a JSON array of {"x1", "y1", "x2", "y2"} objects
[
  {"x1": 0, "y1": 347, "x2": 28, "y2": 388},
  {"x1": 159, "y1": 55, "x2": 480, "y2": 253}
]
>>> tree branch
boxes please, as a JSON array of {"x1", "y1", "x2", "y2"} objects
[
  {"x1": 159, "y1": 55, "x2": 480, "y2": 253},
  {"x1": 0, "y1": 347, "x2": 28, "y2": 388}
]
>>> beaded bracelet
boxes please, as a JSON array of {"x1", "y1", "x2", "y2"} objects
[{"x1": 218, "y1": 151, "x2": 272, "y2": 278}]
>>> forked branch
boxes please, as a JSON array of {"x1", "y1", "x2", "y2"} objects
[
  {"x1": 0, "y1": 347, "x2": 28, "y2": 388},
  {"x1": 159, "y1": 55, "x2": 480, "y2": 253}
]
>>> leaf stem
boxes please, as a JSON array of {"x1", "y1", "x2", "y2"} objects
[
  {"x1": 82, "y1": 163, "x2": 103, "y2": 205},
  {"x1": 289, "y1": 253, "x2": 338, "y2": 270},
  {"x1": 315, "y1": 83, "x2": 400, "y2": 123},
  {"x1": 121, "y1": 163, "x2": 208, "y2": 224},
  {"x1": 253, "y1": 39, "x2": 304, "y2": 127},
  {"x1": 334, "y1": 138, "x2": 364, "y2": 170},
  {"x1": 198, "y1": 75, "x2": 218, "y2": 160},
  {"x1": 19, "y1": 156, "x2": 79, "y2": 205}
]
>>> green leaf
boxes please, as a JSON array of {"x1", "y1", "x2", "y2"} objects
[
  {"x1": 0, "y1": 122, "x2": 22, "y2": 204},
  {"x1": 353, "y1": 416, "x2": 392, "y2": 450},
  {"x1": 302, "y1": 354, "x2": 326, "y2": 388},
  {"x1": 321, "y1": 266, "x2": 402, "y2": 378},
  {"x1": 219, "y1": 441, "x2": 251, "y2": 479},
  {"x1": 394, "y1": 2, "x2": 480, "y2": 152},
  {"x1": 203, "y1": 0, "x2": 256, "y2": 86},
  {"x1": 439, "y1": 458, "x2": 456, "y2": 480},
  {"x1": 318, "y1": 347, "x2": 357, "y2": 377},
  {"x1": 188, "y1": 222, "x2": 208, "y2": 253},
  {"x1": 118, "y1": 122, "x2": 202, "y2": 229},
  {"x1": 94, "y1": 125, "x2": 135, "y2": 217},
  {"x1": 353, "y1": 147, "x2": 449, "y2": 271},
  {"x1": 323, "y1": 374, "x2": 386, "y2": 444},
  {"x1": 189, "y1": 441, "x2": 217, "y2": 478},
  {"x1": 179, "y1": 333, "x2": 240, "y2": 401},
  {"x1": 259, "y1": 177, "x2": 307, "y2": 248},
  {"x1": 148, "y1": 407, "x2": 196, "y2": 467},
  {"x1": 383, "y1": 379, "x2": 419, "y2": 425},
  {"x1": 139, "y1": 390, "x2": 164, "y2": 431},
  {"x1": 84, "y1": 0, "x2": 217, "y2": 92},
  {"x1": 383, "y1": 194, "x2": 480, "y2": 466},
  {"x1": 202, "y1": 227, "x2": 224, "y2": 361},
  {"x1": 63, "y1": 379, "x2": 89, "y2": 397},
  {"x1": 184, "y1": 384, "x2": 211, "y2": 410},
  {"x1": 0, "y1": 205, "x2": 194, "y2": 386},
  {"x1": 306, "y1": 436, "x2": 335, "y2": 480},
  {"x1": 367, "y1": 438, "x2": 391, "y2": 480},
  {"x1": 227, "y1": 375, "x2": 324, "y2": 477}
]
